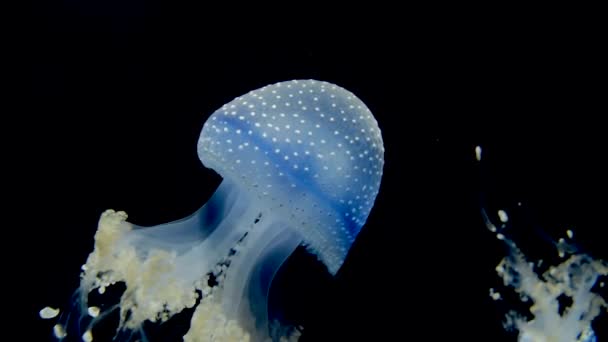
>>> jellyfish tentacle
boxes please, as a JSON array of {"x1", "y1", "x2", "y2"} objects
[
  {"x1": 221, "y1": 220, "x2": 302, "y2": 339},
  {"x1": 484, "y1": 207, "x2": 607, "y2": 341},
  {"x1": 125, "y1": 180, "x2": 244, "y2": 259}
]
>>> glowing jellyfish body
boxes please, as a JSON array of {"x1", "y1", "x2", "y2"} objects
[{"x1": 46, "y1": 80, "x2": 384, "y2": 341}]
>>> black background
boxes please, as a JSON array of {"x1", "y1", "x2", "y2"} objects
[{"x1": 25, "y1": 4, "x2": 606, "y2": 341}]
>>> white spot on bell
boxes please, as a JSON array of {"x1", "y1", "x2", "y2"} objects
[
  {"x1": 82, "y1": 330, "x2": 93, "y2": 342},
  {"x1": 88, "y1": 306, "x2": 101, "y2": 318},
  {"x1": 39, "y1": 307, "x2": 60, "y2": 319},
  {"x1": 498, "y1": 210, "x2": 509, "y2": 223},
  {"x1": 475, "y1": 146, "x2": 482, "y2": 161},
  {"x1": 53, "y1": 324, "x2": 67, "y2": 338}
]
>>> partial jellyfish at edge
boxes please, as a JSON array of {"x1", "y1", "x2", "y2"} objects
[
  {"x1": 40, "y1": 79, "x2": 385, "y2": 341},
  {"x1": 476, "y1": 146, "x2": 607, "y2": 342}
]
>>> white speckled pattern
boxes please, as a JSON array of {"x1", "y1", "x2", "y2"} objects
[{"x1": 198, "y1": 80, "x2": 384, "y2": 274}]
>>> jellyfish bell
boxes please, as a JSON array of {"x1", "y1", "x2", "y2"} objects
[
  {"x1": 197, "y1": 79, "x2": 384, "y2": 275},
  {"x1": 45, "y1": 80, "x2": 384, "y2": 341}
]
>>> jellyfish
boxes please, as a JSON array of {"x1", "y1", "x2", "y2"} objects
[
  {"x1": 483, "y1": 206, "x2": 607, "y2": 341},
  {"x1": 41, "y1": 79, "x2": 384, "y2": 341}
]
